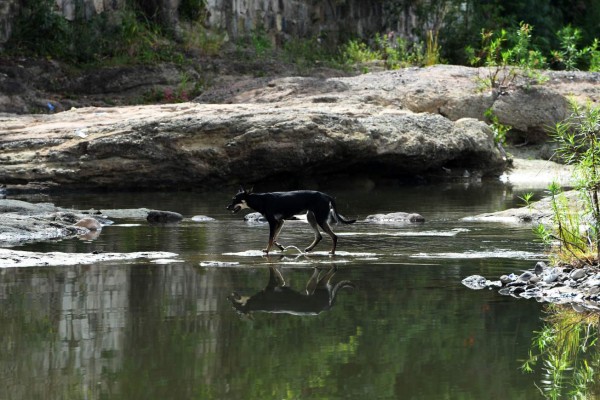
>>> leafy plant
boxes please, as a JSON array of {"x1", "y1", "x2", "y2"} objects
[
  {"x1": 341, "y1": 39, "x2": 381, "y2": 65},
  {"x1": 250, "y1": 28, "x2": 272, "y2": 57},
  {"x1": 466, "y1": 22, "x2": 547, "y2": 91},
  {"x1": 484, "y1": 108, "x2": 511, "y2": 145},
  {"x1": 282, "y1": 36, "x2": 342, "y2": 71},
  {"x1": 551, "y1": 99, "x2": 600, "y2": 263},
  {"x1": 552, "y1": 25, "x2": 588, "y2": 71},
  {"x1": 424, "y1": 30, "x2": 441, "y2": 66}
]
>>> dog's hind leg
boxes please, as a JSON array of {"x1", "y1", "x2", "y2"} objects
[
  {"x1": 318, "y1": 220, "x2": 338, "y2": 255},
  {"x1": 304, "y1": 211, "x2": 323, "y2": 253}
]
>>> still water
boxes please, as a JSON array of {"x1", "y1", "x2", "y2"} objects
[{"x1": 1, "y1": 182, "x2": 549, "y2": 399}]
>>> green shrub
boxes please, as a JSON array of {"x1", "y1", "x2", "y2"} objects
[{"x1": 466, "y1": 22, "x2": 547, "y2": 90}]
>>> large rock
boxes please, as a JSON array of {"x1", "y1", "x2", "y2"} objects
[
  {"x1": 197, "y1": 65, "x2": 600, "y2": 138},
  {"x1": 0, "y1": 98, "x2": 505, "y2": 190}
]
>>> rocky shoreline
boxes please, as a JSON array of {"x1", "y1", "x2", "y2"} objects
[{"x1": 462, "y1": 261, "x2": 600, "y2": 312}]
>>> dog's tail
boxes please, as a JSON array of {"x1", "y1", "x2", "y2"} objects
[{"x1": 329, "y1": 201, "x2": 356, "y2": 224}]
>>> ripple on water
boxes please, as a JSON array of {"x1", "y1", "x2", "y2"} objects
[{"x1": 410, "y1": 249, "x2": 546, "y2": 260}]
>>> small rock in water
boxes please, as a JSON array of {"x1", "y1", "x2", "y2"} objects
[
  {"x1": 461, "y1": 275, "x2": 487, "y2": 290},
  {"x1": 74, "y1": 217, "x2": 102, "y2": 231},
  {"x1": 146, "y1": 210, "x2": 183, "y2": 223},
  {"x1": 543, "y1": 272, "x2": 560, "y2": 283},
  {"x1": 569, "y1": 269, "x2": 586, "y2": 280},
  {"x1": 461, "y1": 275, "x2": 500, "y2": 290},
  {"x1": 534, "y1": 261, "x2": 546, "y2": 275},
  {"x1": 191, "y1": 215, "x2": 215, "y2": 222},
  {"x1": 244, "y1": 212, "x2": 266, "y2": 223},
  {"x1": 518, "y1": 271, "x2": 534, "y2": 282}
]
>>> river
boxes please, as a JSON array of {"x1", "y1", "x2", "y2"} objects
[{"x1": 0, "y1": 182, "x2": 549, "y2": 399}]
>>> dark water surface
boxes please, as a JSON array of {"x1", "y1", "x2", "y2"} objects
[{"x1": 1, "y1": 183, "x2": 548, "y2": 399}]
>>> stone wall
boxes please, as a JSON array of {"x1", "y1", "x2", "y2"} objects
[
  {"x1": 206, "y1": 0, "x2": 386, "y2": 45},
  {"x1": 0, "y1": 0, "x2": 19, "y2": 46},
  {"x1": 0, "y1": 0, "x2": 391, "y2": 47}
]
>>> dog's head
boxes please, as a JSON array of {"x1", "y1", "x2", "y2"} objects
[{"x1": 226, "y1": 186, "x2": 252, "y2": 214}]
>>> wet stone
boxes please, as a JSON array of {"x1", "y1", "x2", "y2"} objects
[{"x1": 462, "y1": 262, "x2": 600, "y2": 312}]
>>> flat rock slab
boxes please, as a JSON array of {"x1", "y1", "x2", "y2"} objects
[{"x1": 0, "y1": 248, "x2": 179, "y2": 268}]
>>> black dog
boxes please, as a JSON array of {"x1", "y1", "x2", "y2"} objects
[{"x1": 226, "y1": 187, "x2": 356, "y2": 255}]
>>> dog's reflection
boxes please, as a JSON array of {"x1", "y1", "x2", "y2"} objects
[{"x1": 228, "y1": 266, "x2": 355, "y2": 316}]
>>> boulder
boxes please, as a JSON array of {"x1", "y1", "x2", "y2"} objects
[{"x1": 0, "y1": 101, "x2": 506, "y2": 190}]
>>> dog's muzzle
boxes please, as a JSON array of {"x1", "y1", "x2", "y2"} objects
[{"x1": 227, "y1": 204, "x2": 242, "y2": 213}]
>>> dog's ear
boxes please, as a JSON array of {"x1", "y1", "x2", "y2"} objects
[
  {"x1": 238, "y1": 185, "x2": 246, "y2": 193},
  {"x1": 247, "y1": 186, "x2": 254, "y2": 194}
]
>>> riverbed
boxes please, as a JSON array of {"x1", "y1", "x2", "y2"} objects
[{"x1": 1, "y1": 182, "x2": 549, "y2": 399}]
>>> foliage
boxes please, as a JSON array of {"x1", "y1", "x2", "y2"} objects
[
  {"x1": 5, "y1": 0, "x2": 72, "y2": 59},
  {"x1": 551, "y1": 25, "x2": 600, "y2": 71},
  {"x1": 521, "y1": 306, "x2": 600, "y2": 399},
  {"x1": 340, "y1": 32, "x2": 434, "y2": 71},
  {"x1": 484, "y1": 108, "x2": 511, "y2": 145},
  {"x1": 439, "y1": 0, "x2": 600, "y2": 66},
  {"x1": 466, "y1": 22, "x2": 547, "y2": 91},
  {"x1": 5, "y1": 1, "x2": 185, "y2": 65},
  {"x1": 341, "y1": 39, "x2": 381, "y2": 65},
  {"x1": 178, "y1": 0, "x2": 207, "y2": 22},
  {"x1": 550, "y1": 99, "x2": 600, "y2": 263},
  {"x1": 533, "y1": 183, "x2": 593, "y2": 266},
  {"x1": 250, "y1": 28, "x2": 273, "y2": 58},
  {"x1": 282, "y1": 36, "x2": 343, "y2": 71}
]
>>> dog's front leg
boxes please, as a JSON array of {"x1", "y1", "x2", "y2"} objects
[{"x1": 264, "y1": 219, "x2": 278, "y2": 254}]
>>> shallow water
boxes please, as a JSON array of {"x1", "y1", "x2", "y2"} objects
[{"x1": 1, "y1": 182, "x2": 548, "y2": 399}]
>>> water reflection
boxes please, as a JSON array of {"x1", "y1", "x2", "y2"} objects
[
  {"x1": 1, "y1": 184, "x2": 554, "y2": 399},
  {"x1": 228, "y1": 265, "x2": 355, "y2": 316}
]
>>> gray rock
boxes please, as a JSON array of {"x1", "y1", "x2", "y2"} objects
[
  {"x1": 569, "y1": 268, "x2": 587, "y2": 280},
  {"x1": 534, "y1": 261, "x2": 546, "y2": 275},
  {"x1": 146, "y1": 210, "x2": 183, "y2": 223},
  {"x1": 244, "y1": 212, "x2": 267, "y2": 223},
  {"x1": 191, "y1": 215, "x2": 215, "y2": 222},
  {"x1": 364, "y1": 212, "x2": 425, "y2": 223},
  {"x1": 74, "y1": 217, "x2": 103, "y2": 231}
]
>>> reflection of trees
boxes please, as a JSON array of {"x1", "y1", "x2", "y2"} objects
[
  {"x1": 522, "y1": 305, "x2": 600, "y2": 398},
  {"x1": 0, "y1": 265, "x2": 129, "y2": 399},
  {"x1": 216, "y1": 263, "x2": 542, "y2": 399},
  {"x1": 0, "y1": 258, "x2": 547, "y2": 399}
]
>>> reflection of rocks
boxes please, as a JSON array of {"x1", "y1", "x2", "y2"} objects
[
  {"x1": 229, "y1": 266, "x2": 355, "y2": 316},
  {"x1": 462, "y1": 261, "x2": 600, "y2": 312},
  {"x1": 364, "y1": 212, "x2": 425, "y2": 223}
]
